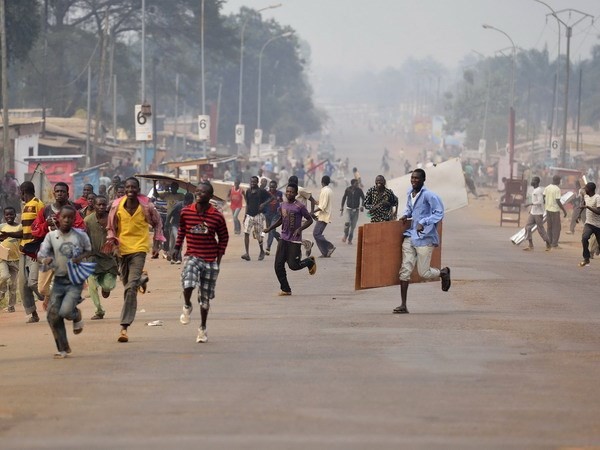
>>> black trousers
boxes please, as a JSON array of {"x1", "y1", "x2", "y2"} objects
[{"x1": 274, "y1": 240, "x2": 312, "y2": 293}]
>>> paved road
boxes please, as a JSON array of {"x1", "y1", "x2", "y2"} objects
[{"x1": 1, "y1": 130, "x2": 599, "y2": 449}]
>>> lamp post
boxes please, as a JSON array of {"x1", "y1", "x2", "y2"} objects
[
  {"x1": 237, "y1": 3, "x2": 281, "y2": 153},
  {"x1": 532, "y1": 1, "x2": 593, "y2": 167},
  {"x1": 483, "y1": 23, "x2": 516, "y2": 178}
]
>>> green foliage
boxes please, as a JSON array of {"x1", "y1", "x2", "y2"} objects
[
  {"x1": 7, "y1": 0, "x2": 321, "y2": 147},
  {"x1": 4, "y1": 0, "x2": 41, "y2": 64}
]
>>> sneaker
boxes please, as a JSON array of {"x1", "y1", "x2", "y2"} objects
[
  {"x1": 326, "y1": 246, "x2": 336, "y2": 257},
  {"x1": 308, "y1": 256, "x2": 317, "y2": 275},
  {"x1": 303, "y1": 240, "x2": 314, "y2": 257},
  {"x1": 265, "y1": 248, "x2": 270, "y2": 256},
  {"x1": 4, "y1": 306, "x2": 15, "y2": 313},
  {"x1": 53, "y1": 351, "x2": 68, "y2": 359},
  {"x1": 73, "y1": 308, "x2": 83, "y2": 334},
  {"x1": 440, "y1": 267, "x2": 451, "y2": 292},
  {"x1": 73, "y1": 321, "x2": 84, "y2": 334},
  {"x1": 91, "y1": 312, "x2": 104, "y2": 320},
  {"x1": 258, "y1": 251, "x2": 265, "y2": 261},
  {"x1": 180, "y1": 304, "x2": 193, "y2": 325},
  {"x1": 196, "y1": 327, "x2": 208, "y2": 343},
  {"x1": 579, "y1": 259, "x2": 590, "y2": 267},
  {"x1": 118, "y1": 329, "x2": 129, "y2": 343},
  {"x1": 26, "y1": 313, "x2": 40, "y2": 323},
  {"x1": 138, "y1": 271, "x2": 149, "y2": 294},
  {"x1": 278, "y1": 290, "x2": 292, "y2": 296},
  {"x1": 241, "y1": 254, "x2": 251, "y2": 261}
]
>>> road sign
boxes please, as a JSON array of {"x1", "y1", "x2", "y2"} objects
[
  {"x1": 198, "y1": 115, "x2": 210, "y2": 141},
  {"x1": 254, "y1": 128, "x2": 263, "y2": 145},
  {"x1": 478, "y1": 139, "x2": 486, "y2": 154},
  {"x1": 235, "y1": 124, "x2": 245, "y2": 144},
  {"x1": 551, "y1": 137, "x2": 560, "y2": 159},
  {"x1": 135, "y1": 104, "x2": 153, "y2": 141}
]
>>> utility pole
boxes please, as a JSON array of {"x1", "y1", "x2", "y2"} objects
[
  {"x1": 86, "y1": 66, "x2": 91, "y2": 164},
  {"x1": 200, "y1": 0, "x2": 207, "y2": 159},
  {"x1": 543, "y1": 7, "x2": 593, "y2": 167},
  {"x1": 41, "y1": 0, "x2": 48, "y2": 136},
  {"x1": 576, "y1": 65, "x2": 582, "y2": 154},
  {"x1": 0, "y1": 0, "x2": 8, "y2": 174},
  {"x1": 174, "y1": 73, "x2": 179, "y2": 156}
]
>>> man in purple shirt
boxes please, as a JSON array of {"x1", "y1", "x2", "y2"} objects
[{"x1": 264, "y1": 183, "x2": 317, "y2": 296}]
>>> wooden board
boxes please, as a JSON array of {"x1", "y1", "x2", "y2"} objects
[{"x1": 355, "y1": 221, "x2": 443, "y2": 290}]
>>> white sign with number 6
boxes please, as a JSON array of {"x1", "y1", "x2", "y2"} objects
[
  {"x1": 235, "y1": 124, "x2": 245, "y2": 144},
  {"x1": 198, "y1": 115, "x2": 210, "y2": 141}
]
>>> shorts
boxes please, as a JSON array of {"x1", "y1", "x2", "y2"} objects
[
  {"x1": 181, "y1": 256, "x2": 220, "y2": 307},
  {"x1": 243, "y1": 214, "x2": 265, "y2": 240}
]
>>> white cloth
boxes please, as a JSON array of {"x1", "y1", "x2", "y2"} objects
[
  {"x1": 315, "y1": 185, "x2": 333, "y2": 223},
  {"x1": 530, "y1": 186, "x2": 545, "y2": 215},
  {"x1": 584, "y1": 194, "x2": 600, "y2": 228}
]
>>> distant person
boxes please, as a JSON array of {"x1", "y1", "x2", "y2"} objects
[
  {"x1": 364, "y1": 175, "x2": 398, "y2": 222},
  {"x1": 227, "y1": 179, "x2": 244, "y2": 235},
  {"x1": 543, "y1": 175, "x2": 567, "y2": 249},
  {"x1": 395, "y1": 169, "x2": 450, "y2": 314},
  {"x1": 578, "y1": 182, "x2": 600, "y2": 267},
  {"x1": 85, "y1": 195, "x2": 118, "y2": 320},
  {"x1": 340, "y1": 178, "x2": 365, "y2": 245},
  {"x1": 352, "y1": 167, "x2": 363, "y2": 188},
  {"x1": 312, "y1": 176, "x2": 336, "y2": 257},
  {"x1": 166, "y1": 192, "x2": 194, "y2": 264},
  {"x1": 0, "y1": 206, "x2": 22, "y2": 313},
  {"x1": 74, "y1": 184, "x2": 94, "y2": 210},
  {"x1": 240, "y1": 176, "x2": 270, "y2": 261},
  {"x1": 522, "y1": 176, "x2": 551, "y2": 251},
  {"x1": 264, "y1": 180, "x2": 283, "y2": 256}
]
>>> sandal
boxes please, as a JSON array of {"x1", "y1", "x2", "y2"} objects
[{"x1": 393, "y1": 305, "x2": 409, "y2": 314}]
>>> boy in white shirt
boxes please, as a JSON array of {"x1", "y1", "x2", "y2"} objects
[{"x1": 38, "y1": 205, "x2": 92, "y2": 359}]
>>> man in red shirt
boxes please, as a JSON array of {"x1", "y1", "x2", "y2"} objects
[
  {"x1": 74, "y1": 184, "x2": 94, "y2": 210},
  {"x1": 227, "y1": 178, "x2": 244, "y2": 235},
  {"x1": 172, "y1": 182, "x2": 229, "y2": 343}
]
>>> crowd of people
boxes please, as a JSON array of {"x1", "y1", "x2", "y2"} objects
[
  {"x1": 4, "y1": 150, "x2": 600, "y2": 359},
  {"x1": 522, "y1": 174, "x2": 600, "y2": 266}
]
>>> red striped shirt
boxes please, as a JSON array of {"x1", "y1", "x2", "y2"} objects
[{"x1": 175, "y1": 204, "x2": 228, "y2": 262}]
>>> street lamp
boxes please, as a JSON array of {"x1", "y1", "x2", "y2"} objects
[
  {"x1": 483, "y1": 23, "x2": 516, "y2": 178},
  {"x1": 532, "y1": 0, "x2": 593, "y2": 167},
  {"x1": 237, "y1": 3, "x2": 282, "y2": 151},
  {"x1": 256, "y1": 31, "x2": 293, "y2": 140}
]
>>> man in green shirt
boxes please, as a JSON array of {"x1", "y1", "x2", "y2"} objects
[{"x1": 84, "y1": 195, "x2": 118, "y2": 320}]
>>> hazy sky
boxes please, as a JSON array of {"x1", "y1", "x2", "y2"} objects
[{"x1": 222, "y1": 0, "x2": 600, "y2": 73}]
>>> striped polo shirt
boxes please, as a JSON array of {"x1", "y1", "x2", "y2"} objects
[
  {"x1": 20, "y1": 197, "x2": 44, "y2": 246},
  {"x1": 175, "y1": 204, "x2": 228, "y2": 262}
]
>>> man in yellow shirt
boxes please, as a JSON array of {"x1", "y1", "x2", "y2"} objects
[
  {"x1": 543, "y1": 175, "x2": 568, "y2": 249},
  {"x1": 105, "y1": 177, "x2": 164, "y2": 343},
  {"x1": 1, "y1": 181, "x2": 44, "y2": 322},
  {"x1": 0, "y1": 206, "x2": 22, "y2": 313}
]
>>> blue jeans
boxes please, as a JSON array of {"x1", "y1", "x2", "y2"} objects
[
  {"x1": 264, "y1": 213, "x2": 281, "y2": 250},
  {"x1": 313, "y1": 220, "x2": 334, "y2": 256},
  {"x1": 232, "y1": 208, "x2": 242, "y2": 234},
  {"x1": 47, "y1": 276, "x2": 83, "y2": 353},
  {"x1": 582, "y1": 223, "x2": 600, "y2": 261},
  {"x1": 343, "y1": 208, "x2": 360, "y2": 242}
]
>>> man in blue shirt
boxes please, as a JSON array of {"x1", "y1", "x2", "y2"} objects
[{"x1": 394, "y1": 168, "x2": 450, "y2": 314}]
